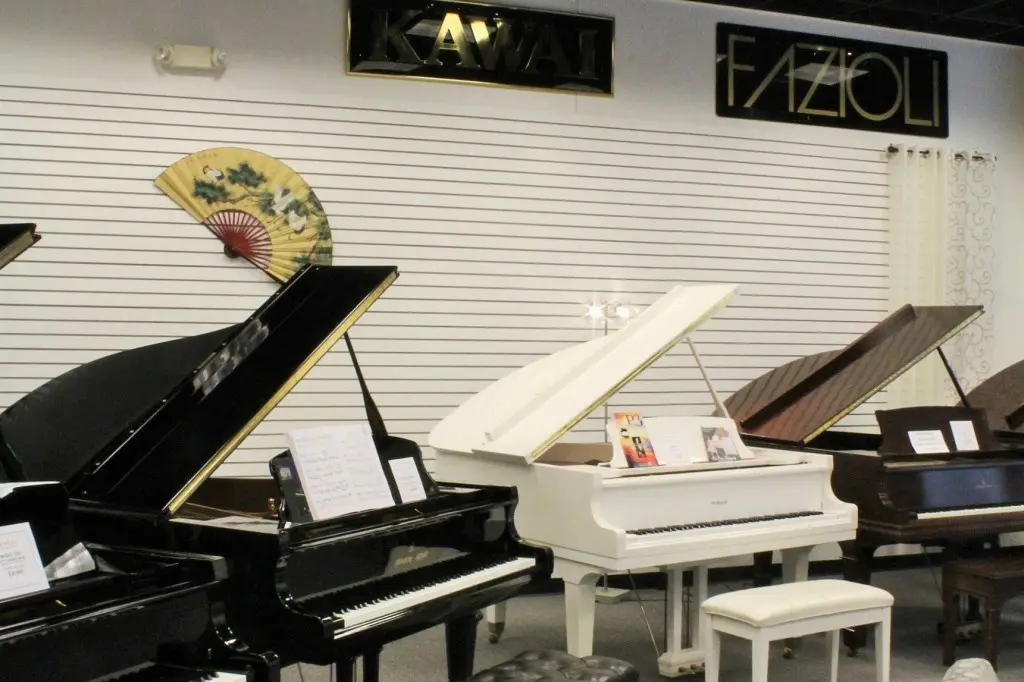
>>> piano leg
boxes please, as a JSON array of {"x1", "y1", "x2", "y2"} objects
[
  {"x1": 558, "y1": 563, "x2": 600, "y2": 657},
  {"x1": 780, "y1": 546, "x2": 812, "y2": 658},
  {"x1": 658, "y1": 565, "x2": 708, "y2": 678},
  {"x1": 839, "y1": 541, "x2": 877, "y2": 655},
  {"x1": 752, "y1": 551, "x2": 773, "y2": 587},
  {"x1": 445, "y1": 610, "x2": 482, "y2": 682},
  {"x1": 486, "y1": 601, "x2": 507, "y2": 643}
]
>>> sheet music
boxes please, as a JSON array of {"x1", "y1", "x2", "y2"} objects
[
  {"x1": 950, "y1": 420, "x2": 980, "y2": 451},
  {"x1": 0, "y1": 522, "x2": 49, "y2": 601},
  {"x1": 908, "y1": 429, "x2": 950, "y2": 455},
  {"x1": 389, "y1": 457, "x2": 427, "y2": 503},
  {"x1": 643, "y1": 417, "x2": 701, "y2": 465},
  {"x1": 286, "y1": 424, "x2": 396, "y2": 521}
]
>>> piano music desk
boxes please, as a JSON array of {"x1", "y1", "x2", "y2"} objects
[{"x1": 942, "y1": 555, "x2": 1024, "y2": 671}]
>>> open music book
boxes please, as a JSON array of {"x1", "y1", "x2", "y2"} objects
[{"x1": 607, "y1": 413, "x2": 756, "y2": 468}]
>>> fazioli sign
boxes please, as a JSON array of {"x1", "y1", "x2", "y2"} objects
[
  {"x1": 347, "y1": 0, "x2": 614, "y2": 95},
  {"x1": 716, "y1": 23, "x2": 949, "y2": 138}
]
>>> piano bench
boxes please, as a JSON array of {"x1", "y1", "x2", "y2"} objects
[
  {"x1": 467, "y1": 650, "x2": 639, "y2": 681},
  {"x1": 942, "y1": 556, "x2": 1024, "y2": 672},
  {"x1": 701, "y1": 579, "x2": 893, "y2": 682}
]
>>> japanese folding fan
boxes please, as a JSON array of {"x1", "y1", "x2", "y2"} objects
[{"x1": 155, "y1": 147, "x2": 334, "y2": 283}]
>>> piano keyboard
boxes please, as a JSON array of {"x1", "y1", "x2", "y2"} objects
[
  {"x1": 333, "y1": 556, "x2": 536, "y2": 631},
  {"x1": 916, "y1": 504, "x2": 1024, "y2": 520},
  {"x1": 627, "y1": 511, "x2": 825, "y2": 536},
  {"x1": 111, "y1": 667, "x2": 249, "y2": 681}
]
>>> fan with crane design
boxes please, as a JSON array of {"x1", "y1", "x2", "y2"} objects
[{"x1": 155, "y1": 147, "x2": 333, "y2": 283}]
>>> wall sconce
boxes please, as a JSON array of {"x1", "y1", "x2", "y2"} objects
[{"x1": 155, "y1": 44, "x2": 228, "y2": 72}]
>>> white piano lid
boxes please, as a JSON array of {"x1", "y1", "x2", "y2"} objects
[{"x1": 428, "y1": 283, "x2": 738, "y2": 464}]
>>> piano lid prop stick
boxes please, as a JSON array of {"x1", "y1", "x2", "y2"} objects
[
  {"x1": 687, "y1": 338, "x2": 730, "y2": 419},
  {"x1": 937, "y1": 346, "x2": 971, "y2": 408}
]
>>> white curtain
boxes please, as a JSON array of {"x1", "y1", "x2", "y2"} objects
[{"x1": 886, "y1": 145, "x2": 997, "y2": 409}]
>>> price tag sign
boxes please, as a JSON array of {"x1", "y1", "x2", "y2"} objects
[{"x1": 0, "y1": 522, "x2": 50, "y2": 602}]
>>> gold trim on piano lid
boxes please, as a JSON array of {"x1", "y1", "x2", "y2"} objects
[
  {"x1": 165, "y1": 270, "x2": 400, "y2": 514},
  {"x1": 803, "y1": 308, "x2": 984, "y2": 444},
  {"x1": 529, "y1": 305, "x2": 726, "y2": 459}
]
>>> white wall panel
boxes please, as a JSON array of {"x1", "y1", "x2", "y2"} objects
[{"x1": 0, "y1": 81, "x2": 889, "y2": 477}]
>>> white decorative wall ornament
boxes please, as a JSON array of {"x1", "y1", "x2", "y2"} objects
[{"x1": 885, "y1": 145, "x2": 997, "y2": 408}]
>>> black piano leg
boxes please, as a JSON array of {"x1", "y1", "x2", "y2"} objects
[
  {"x1": 363, "y1": 649, "x2": 382, "y2": 682},
  {"x1": 336, "y1": 659, "x2": 357, "y2": 682},
  {"x1": 840, "y1": 541, "x2": 876, "y2": 656},
  {"x1": 445, "y1": 610, "x2": 483, "y2": 682},
  {"x1": 752, "y1": 551, "x2": 773, "y2": 587}
]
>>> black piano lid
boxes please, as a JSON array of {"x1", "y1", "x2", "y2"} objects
[
  {"x1": 0, "y1": 264, "x2": 398, "y2": 514},
  {"x1": 725, "y1": 303, "x2": 984, "y2": 444},
  {"x1": 0, "y1": 223, "x2": 40, "y2": 271}
]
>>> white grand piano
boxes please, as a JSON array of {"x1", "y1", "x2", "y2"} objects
[{"x1": 430, "y1": 283, "x2": 858, "y2": 676}]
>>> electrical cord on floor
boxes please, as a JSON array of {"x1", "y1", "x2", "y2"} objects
[{"x1": 627, "y1": 570, "x2": 662, "y2": 657}]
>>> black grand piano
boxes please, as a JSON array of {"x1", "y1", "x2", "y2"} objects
[
  {"x1": 0, "y1": 263, "x2": 553, "y2": 682},
  {"x1": 0, "y1": 223, "x2": 274, "y2": 682},
  {"x1": 721, "y1": 303, "x2": 1024, "y2": 652}
]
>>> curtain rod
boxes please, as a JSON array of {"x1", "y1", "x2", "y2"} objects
[{"x1": 885, "y1": 144, "x2": 996, "y2": 163}]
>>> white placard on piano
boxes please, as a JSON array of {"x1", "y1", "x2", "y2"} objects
[
  {"x1": 286, "y1": 423, "x2": 396, "y2": 521},
  {"x1": 389, "y1": 457, "x2": 427, "y2": 503},
  {"x1": 908, "y1": 429, "x2": 950, "y2": 454},
  {"x1": 950, "y1": 420, "x2": 980, "y2": 451},
  {"x1": 0, "y1": 522, "x2": 50, "y2": 602}
]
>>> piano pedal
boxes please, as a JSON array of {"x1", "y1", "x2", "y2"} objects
[{"x1": 487, "y1": 622, "x2": 504, "y2": 644}]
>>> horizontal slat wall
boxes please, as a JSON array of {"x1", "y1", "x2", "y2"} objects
[{"x1": 0, "y1": 84, "x2": 889, "y2": 477}]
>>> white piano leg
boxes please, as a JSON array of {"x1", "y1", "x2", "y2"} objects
[
  {"x1": 486, "y1": 602, "x2": 507, "y2": 643},
  {"x1": 780, "y1": 546, "x2": 812, "y2": 657},
  {"x1": 658, "y1": 565, "x2": 708, "y2": 678},
  {"x1": 562, "y1": 569, "x2": 599, "y2": 657}
]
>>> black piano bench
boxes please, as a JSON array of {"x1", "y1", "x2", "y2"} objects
[
  {"x1": 467, "y1": 650, "x2": 639, "y2": 681},
  {"x1": 942, "y1": 555, "x2": 1024, "y2": 672}
]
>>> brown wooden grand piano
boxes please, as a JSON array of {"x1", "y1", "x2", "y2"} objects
[
  {"x1": 0, "y1": 263, "x2": 553, "y2": 682},
  {"x1": 721, "y1": 303, "x2": 1024, "y2": 653}
]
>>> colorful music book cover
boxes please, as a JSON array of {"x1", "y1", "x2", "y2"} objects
[
  {"x1": 613, "y1": 412, "x2": 659, "y2": 467},
  {"x1": 701, "y1": 426, "x2": 741, "y2": 462}
]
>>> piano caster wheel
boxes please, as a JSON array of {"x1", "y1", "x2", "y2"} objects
[
  {"x1": 487, "y1": 623, "x2": 504, "y2": 644},
  {"x1": 488, "y1": 633, "x2": 501, "y2": 644},
  {"x1": 782, "y1": 647, "x2": 793, "y2": 659},
  {"x1": 847, "y1": 647, "x2": 858, "y2": 658}
]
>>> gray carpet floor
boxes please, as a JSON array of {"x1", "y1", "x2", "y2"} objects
[{"x1": 283, "y1": 568, "x2": 1024, "y2": 681}]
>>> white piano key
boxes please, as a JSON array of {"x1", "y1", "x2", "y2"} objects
[
  {"x1": 916, "y1": 504, "x2": 1024, "y2": 520},
  {"x1": 333, "y1": 557, "x2": 537, "y2": 632}
]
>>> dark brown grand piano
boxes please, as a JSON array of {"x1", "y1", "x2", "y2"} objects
[
  {"x1": 721, "y1": 303, "x2": 1024, "y2": 653},
  {"x1": 0, "y1": 263, "x2": 553, "y2": 682},
  {"x1": 0, "y1": 223, "x2": 274, "y2": 682},
  {"x1": 958, "y1": 359, "x2": 1024, "y2": 446}
]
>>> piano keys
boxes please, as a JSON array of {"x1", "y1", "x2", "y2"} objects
[
  {"x1": 724, "y1": 302, "x2": 1024, "y2": 652},
  {"x1": 0, "y1": 264, "x2": 552, "y2": 682},
  {"x1": 430, "y1": 283, "x2": 858, "y2": 677}
]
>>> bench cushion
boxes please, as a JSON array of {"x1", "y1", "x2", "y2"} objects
[
  {"x1": 701, "y1": 579, "x2": 894, "y2": 627},
  {"x1": 468, "y1": 650, "x2": 639, "y2": 681}
]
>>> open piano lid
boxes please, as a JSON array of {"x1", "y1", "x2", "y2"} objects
[
  {"x1": 961, "y1": 359, "x2": 1024, "y2": 432},
  {"x1": 0, "y1": 264, "x2": 397, "y2": 514},
  {"x1": 430, "y1": 284, "x2": 738, "y2": 464},
  {"x1": 726, "y1": 303, "x2": 984, "y2": 445},
  {"x1": 0, "y1": 223, "x2": 39, "y2": 270}
]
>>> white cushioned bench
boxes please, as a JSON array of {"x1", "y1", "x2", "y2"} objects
[{"x1": 701, "y1": 579, "x2": 894, "y2": 682}]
